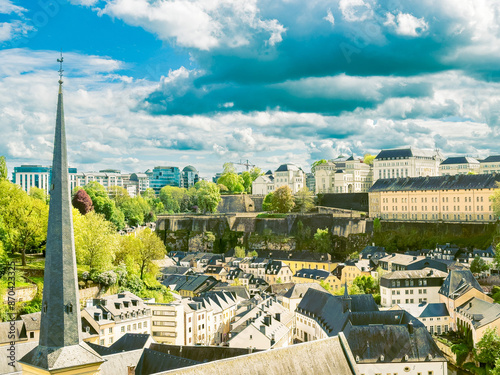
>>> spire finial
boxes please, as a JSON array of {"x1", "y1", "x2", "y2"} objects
[{"x1": 57, "y1": 50, "x2": 64, "y2": 84}]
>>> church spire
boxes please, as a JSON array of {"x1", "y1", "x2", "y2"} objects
[{"x1": 20, "y1": 53, "x2": 103, "y2": 373}]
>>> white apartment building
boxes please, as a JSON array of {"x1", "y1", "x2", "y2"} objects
[
  {"x1": 479, "y1": 155, "x2": 500, "y2": 174},
  {"x1": 12, "y1": 165, "x2": 79, "y2": 195},
  {"x1": 252, "y1": 164, "x2": 305, "y2": 195},
  {"x1": 314, "y1": 161, "x2": 336, "y2": 194},
  {"x1": 332, "y1": 156, "x2": 373, "y2": 193},
  {"x1": 373, "y1": 147, "x2": 444, "y2": 184},
  {"x1": 146, "y1": 300, "x2": 185, "y2": 345},
  {"x1": 81, "y1": 291, "x2": 152, "y2": 347},
  {"x1": 440, "y1": 156, "x2": 480, "y2": 176},
  {"x1": 380, "y1": 268, "x2": 447, "y2": 307}
]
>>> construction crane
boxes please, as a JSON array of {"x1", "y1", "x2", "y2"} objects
[{"x1": 232, "y1": 159, "x2": 255, "y2": 171}]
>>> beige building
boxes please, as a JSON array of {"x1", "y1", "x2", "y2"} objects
[
  {"x1": 438, "y1": 270, "x2": 493, "y2": 331},
  {"x1": 314, "y1": 161, "x2": 336, "y2": 194},
  {"x1": 455, "y1": 297, "x2": 500, "y2": 346},
  {"x1": 292, "y1": 268, "x2": 342, "y2": 292},
  {"x1": 369, "y1": 173, "x2": 499, "y2": 222},
  {"x1": 332, "y1": 156, "x2": 373, "y2": 194},
  {"x1": 252, "y1": 164, "x2": 305, "y2": 195},
  {"x1": 391, "y1": 303, "x2": 451, "y2": 335},
  {"x1": 373, "y1": 147, "x2": 444, "y2": 184}
]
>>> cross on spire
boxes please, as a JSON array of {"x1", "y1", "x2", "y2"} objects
[{"x1": 57, "y1": 50, "x2": 64, "y2": 84}]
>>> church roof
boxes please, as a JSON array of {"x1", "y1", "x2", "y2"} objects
[{"x1": 439, "y1": 270, "x2": 484, "y2": 300}]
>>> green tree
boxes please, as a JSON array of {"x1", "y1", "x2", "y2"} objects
[
  {"x1": 353, "y1": 275, "x2": 377, "y2": 294},
  {"x1": 0, "y1": 180, "x2": 48, "y2": 266},
  {"x1": 262, "y1": 192, "x2": 274, "y2": 211},
  {"x1": 373, "y1": 218, "x2": 382, "y2": 232},
  {"x1": 234, "y1": 246, "x2": 246, "y2": 258},
  {"x1": 0, "y1": 156, "x2": 7, "y2": 180},
  {"x1": 490, "y1": 182, "x2": 500, "y2": 219},
  {"x1": 475, "y1": 328, "x2": 500, "y2": 369},
  {"x1": 217, "y1": 163, "x2": 244, "y2": 193},
  {"x1": 295, "y1": 187, "x2": 314, "y2": 213},
  {"x1": 334, "y1": 284, "x2": 364, "y2": 295},
  {"x1": 84, "y1": 182, "x2": 125, "y2": 229},
  {"x1": 107, "y1": 186, "x2": 130, "y2": 207},
  {"x1": 73, "y1": 210, "x2": 118, "y2": 274},
  {"x1": 295, "y1": 220, "x2": 312, "y2": 251},
  {"x1": 319, "y1": 280, "x2": 332, "y2": 292},
  {"x1": 159, "y1": 186, "x2": 185, "y2": 213},
  {"x1": 313, "y1": 228, "x2": 331, "y2": 253},
  {"x1": 247, "y1": 250, "x2": 258, "y2": 257},
  {"x1": 121, "y1": 196, "x2": 151, "y2": 227},
  {"x1": 271, "y1": 185, "x2": 295, "y2": 213},
  {"x1": 363, "y1": 153, "x2": 376, "y2": 165},
  {"x1": 311, "y1": 159, "x2": 328, "y2": 174},
  {"x1": 28, "y1": 187, "x2": 47, "y2": 202},
  {"x1": 195, "y1": 181, "x2": 221, "y2": 213},
  {"x1": 240, "y1": 167, "x2": 263, "y2": 194},
  {"x1": 470, "y1": 256, "x2": 489, "y2": 274},
  {"x1": 141, "y1": 188, "x2": 156, "y2": 200},
  {"x1": 122, "y1": 228, "x2": 166, "y2": 279}
]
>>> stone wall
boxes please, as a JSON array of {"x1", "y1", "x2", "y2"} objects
[{"x1": 2, "y1": 285, "x2": 37, "y2": 304}]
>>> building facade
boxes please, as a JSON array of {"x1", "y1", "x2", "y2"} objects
[
  {"x1": 369, "y1": 173, "x2": 499, "y2": 222},
  {"x1": 373, "y1": 147, "x2": 444, "y2": 184},
  {"x1": 149, "y1": 166, "x2": 181, "y2": 193},
  {"x1": 440, "y1": 156, "x2": 480, "y2": 176},
  {"x1": 380, "y1": 268, "x2": 447, "y2": 307},
  {"x1": 12, "y1": 164, "x2": 79, "y2": 194},
  {"x1": 181, "y1": 165, "x2": 199, "y2": 188}
]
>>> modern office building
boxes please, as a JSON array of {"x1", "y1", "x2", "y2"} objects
[
  {"x1": 181, "y1": 165, "x2": 199, "y2": 188},
  {"x1": 149, "y1": 166, "x2": 181, "y2": 193},
  {"x1": 12, "y1": 164, "x2": 79, "y2": 194}
]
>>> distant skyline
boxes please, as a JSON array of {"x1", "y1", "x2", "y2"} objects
[{"x1": 1, "y1": 0, "x2": 499, "y2": 178}]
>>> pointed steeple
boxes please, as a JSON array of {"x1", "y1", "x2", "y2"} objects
[
  {"x1": 20, "y1": 53, "x2": 103, "y2": 374},
  {"x1": 342, "y1": 281, "x2": 352, "y2": 313}
]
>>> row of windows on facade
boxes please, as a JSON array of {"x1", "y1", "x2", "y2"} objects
[
  {"x1": 390, "y1": 289, "x2": 428, "y2": 295},
  {"x1": 383, "y1": 196, "x2": 485, "y2": 204},
  {"x1": 94, "y1": 309, "x2": 148, "y2": 321},
  {"x1": 384, "y1": 298, "x2": 428, "y2": 304},
  {"x1": 379, "y1": 213, "x2": 493, "y2": 221},
  {"x1": 382, "y1": 205, "x2": 489, "y2": 211}
]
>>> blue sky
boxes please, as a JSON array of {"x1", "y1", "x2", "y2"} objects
[{"x1": 1, "y1": 0, "x2": 500, "y2": 179}]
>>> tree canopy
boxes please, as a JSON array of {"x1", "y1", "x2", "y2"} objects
[
  {"x1": 311, "y1": 159, "x2": 328, "y2": 173},
  {"x1": 195, "y1": 180, "x2": 221, "y2": 213},
  {"x1": 0, "y1": 156, "x2": 7, "y2": 180},
  {"x1": 363, "y1": 153, "x2": 376, "y2": 165},
  {"x1": 217, "y1": 163, "x2": 245, "y2": 193},
  {"x1": 475, "y1": 328, "x2": 500, "y2": 369},
  {"x1": 295, "y1": 187, "x2": 314, "y2": 213},
  {"x1": 72, "y1": 189, "x2": 94, "y2": 215},
  {"x1": 271, "y1": 185, "x2": 295, "y2": 213}
]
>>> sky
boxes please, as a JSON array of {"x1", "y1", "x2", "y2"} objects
[{"x1": 1, "y1": 0, "x2": 500, "y2": 179}]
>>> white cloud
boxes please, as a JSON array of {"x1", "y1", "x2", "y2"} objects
[
  {"x1": 384, "y1": 12, "x2": 428, "y2": 37},
  {"x1": 68, "y1": 0, "x2": 100, "y2": 6},
  {"x1": 0, "y1": 21, "x2": 32, "y2": 43},
  {"x1": 0, "y1": 0, "x2": 25, "y2": 15},
  {"x1": 339, "y1": 0, "x2": 373, "y2": 22},
  {"x1": 97, "y1": 0, "x2": 285, "y2": 51},
  {"x1": 324, "y1": 8, "x2": 335, "y2": 26}
]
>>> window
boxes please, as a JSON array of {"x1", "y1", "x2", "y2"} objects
[
  {"x1": 143, "y1": 321, "x2": 147, "y2": 328},
  {"x1": 29, "y1": 332, "x2": 35, "y2": 339},
  {"x1": 100, "y1": 329, "x2": 104, "y2": 335},
  {"x1": 127, "y1": 325, "x2": 131, "y2": 331},
  {"x1": 100, "y1": 339, "x2": 105, "y2": 345},
  {"x1": 109, "y1": 337, "x2": 113, "y2": 344},
  {"x1": 121, "y1": 326, "x2": 125, "y2": 333},
  {"x1": 109, "y1": 327, "x2": 113, "y2": 334}
]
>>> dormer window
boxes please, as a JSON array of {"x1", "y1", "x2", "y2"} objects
[
  {"x1": 43, "y1": 302, "x2": 48, "y2": 313},
  {"x1": 107, "y1": 313, "x2": 111, "y2": 320},
  {"x1": 65, "y1": 303, "x2": 73, "y2": 314}
]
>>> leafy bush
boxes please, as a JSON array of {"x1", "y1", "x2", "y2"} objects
[{"x1": 95, "y1": 270, "x2": 117, "y2": 287}]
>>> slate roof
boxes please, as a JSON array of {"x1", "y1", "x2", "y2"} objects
[
  {"x1": 379, "y1": 253, "x2": 425, "y2": 266},
  {"x1": 456, "y1": 297, "x2": 500, "y2": 329},
  {"x1": 211, "y1": 286, "x2": 250, "y2": 300},
  {"x1": 99, "y1": 349, "x2": 144, "y2": 375},
  {"x1": 294, "y1": 268, "x2": 332, "y2": 280},
  {"x1": 360, "y1": 246, "x2": 386, "y2": 258},
  {"x1": 369, "y1": 173, "x2": 500, "y2": 192},
  {"x1": 258, "y1": 250, "x2": 332, "y2": 262},
  {"x1": 135, "y1": 348, "x2": 200, "y2": 375},
  {"x1": 282, "y1": 283, "x2": 326, "y2": 299},
  {"x1": 395, "y1": 303, "x2": 449, "y2": 319},
  {"x1": 375, "y1": 147, "x2": 442, "y2": 160},
  {"x1": 265, "y1": 282, "x2": 295, "y2": 296},
  {"x1": 161, "y1": 266, "x2": 191, "y2": 275},
  {"x1": 344, "y1": 312, "x2": 445, "y2": 364},
  {"x1": 473, "y1": 245, "x2": 496, "y2": 258},
  {"x1": 153, "y1": 336, "x2": 355, "y2": 375},
  {"x1": 20, "y1": 312, "x2": 41, "y2": 332},
  {"x1": 276, "y1": 163, "x2": 300, "y2": 172},
  {"x1": 382, "y1": 268, "x2": 447, "y2": 280},
  {"x1": 162, "y1": 274, "x2": 218, "y2": 294},
  {"x1": 296, "y1": 288, "x2": 378, "y2": 337},
  {"x1": 0, "y1": 320, "x2": 26, "y2": 345},
  {"x1": 0, "y1": 341, "x2": 37, "y2": 375},
  {"x1": 441, "y1": 156, "x2": 479, "y2": 165},
  {"x1": 480, "y1": 155, "x2": 500, "y2": 163},
  {"x1": 439, "y1": 270, "x2": 484, "y2": 300}
]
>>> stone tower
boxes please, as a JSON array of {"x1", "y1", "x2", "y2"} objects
[{"x1": 20, "y1": 55, "x2": 103, "y2": 375}]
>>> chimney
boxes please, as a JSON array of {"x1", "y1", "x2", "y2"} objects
[
  {"x1": 275, "y1": 313, "x2": 281, "y2": 322},
  {"x1": 264, "y1": 315, "x2": 271, "y2": 326},
  {"x1": 408, "y1": 320, "x2": 414, "y2": 334},
  {"x1": 128, "y1": 366, "x2": 136, "y2": 375}
]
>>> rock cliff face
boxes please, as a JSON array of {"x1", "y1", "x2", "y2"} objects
[
  {"x1": 217, "y1": 195, "x2": 264, "y2": 213},
  {"x1": 155, "y1": 214, "x2": 372, "y2": 253}
]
